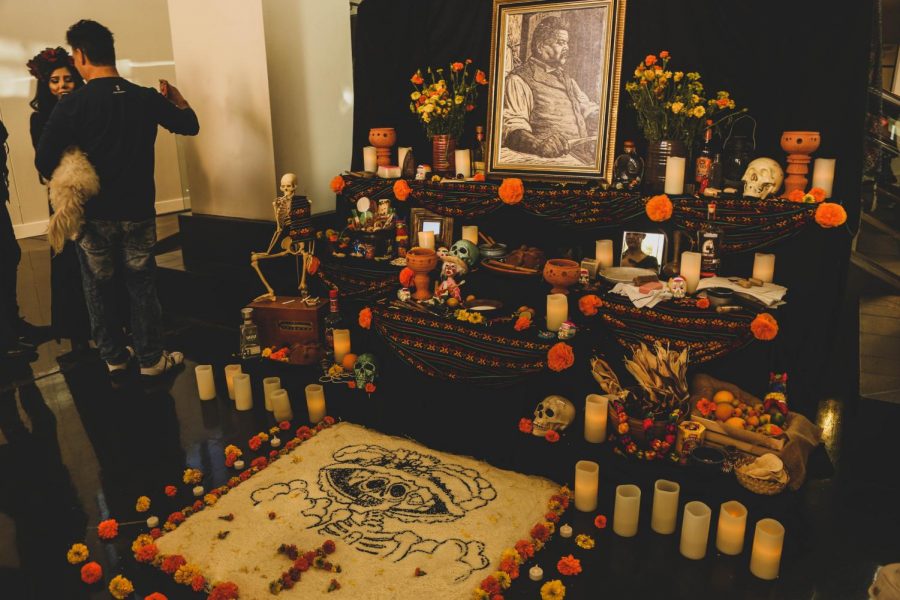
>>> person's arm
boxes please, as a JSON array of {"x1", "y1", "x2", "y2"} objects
[
  {"x1": 153, "y1": 81, "x2": 199, "y2": 136},
  {"x1": 503, "y1": 72, "x2": 568, "y2": 158},
  {"x1": 35, "y1": 100, "x2": 75, "y2": 180}
]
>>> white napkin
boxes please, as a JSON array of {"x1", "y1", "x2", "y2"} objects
[
  {"x1": 696, "y1": 277, "x2": 788, "y2": 307},
  {"x1": 610, "y1": 283, "x2": 668, "y2": 308}
]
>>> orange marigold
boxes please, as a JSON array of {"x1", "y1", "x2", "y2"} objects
[
  {"x1": 399, "y1": 267, "x2": 415, "y2": 288},
  {"x1": 208, "y1": 582, "x2": 240, "y2": 600},
  {"x1": 578, "y1": 294, "x2": 602, "y2": 316},
  {"x1": 696, "y1": 297, "x2": 710, "y2": 309},
  {"x1": 135, "y1": 542, "x2": 159, "y2": 563},
  {"x1": 594, "y1": 514, "x2": 608, "y2": 529},
  {"x1": 81, "y1": 561, "x2": 103, "y2": 584},
  {"x1": 97, "y1": 519, "x2": 118, "y2": 540},
  {"x1": 329, "y1": 175, "x2": 346, "y2": 194},
  {"x1": 394, "y1": 179, "x2": 412, "y2": 201},
  {"x1": 475, "y1": 70, "x2": 488, "y2": 85},
  {"x1": 659, "y1": 50, "x2": 670, "y2": 59},
  {"x1": 645, "y1": 54, "x2": 657, "y2": 66},
  {"x1": 498, "y1": 178, "x2": 524, "y2": 205},
  {"x1": 545, "y1": 430, "x2": 560, "y2": 443},
  {"x1": 473, "y1": 172, "x2": 486, "y2": 181},
  {"x1": 451, "y1": 61, "x2": 464, "y2": 72},
  {"x1": 645, "y1": 194, "x2": 673, "y2": 221},
  {"x1": 514, "y1": 315, "x2": 532, "y2": 331},
  {"x1": 815, "y1": 202, "x2": 847, "y2": 228},
  {"x1": 530, "y1": 522, "x2": 551, "y2": 542},
  {"x1": 515, "y1": 539, "x2": 535, "y2": 560},
  {"x1": 145, "y1": 594, "x2": 168, "y2": 600},
  {"x1": 557, "y1": 554, "x2": 582, "y2": 576},
  {"x1": 750, "y1": 312, "x2": 779, "y2": 341},
  {"x1": 359, "y1": 307, "x2": 373, "y2": 329},
  {"x1": 786, "y1": 188, "x2": 806, "y2": 202},
  {"x1": 410, "y1": 72, "x2": 424, "y2": 85},
  {"x1": 808, "y1": 187, "x2": 826, "y2": 203},
  {"x1": 547, "y1": 342, "x2": 574, "y2": 372}
]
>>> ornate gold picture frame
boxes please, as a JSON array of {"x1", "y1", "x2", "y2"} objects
[{"x1": 485, "y1": 0, "x2": 627, "y2": 182}]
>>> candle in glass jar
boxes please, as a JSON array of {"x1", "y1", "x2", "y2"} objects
[
  {"x1": 333, "y1": 329, "x2": 351, "y2": 365},
  {"x1": 271, "y1": 389, "x2": 293, "y2": 422},
  {"x1": 650, "y1": 479, "x2": 680, "y2": 535},
  {"x1": 454, "y1": 149, "x2": 471, "y2": 178},
  {"x1": 679, "y1": 501, "x2": 712, "y2": 559},
  {"x1": 417, "y1": 231, "x2": 435, "y2": 250},
  {"x1": 224, "y1": 364, "x2": 242, "y2": 400},
  {"x1": 811, "y1": 158, "x2": 835, "y2": 198},
  {"x1": 305, "y1": 384, "x2": 327, "y2": 424},
  {"x1": 680, "y1": 251, "x2": 702, "y2": 294},
  {"x1": 462, "y1": 225, "x2": 479, "y2": 245},
  {"x1": 716, "y1": 500, "x2": 748, "y2": 555},
  {"x1": 195, "y1": 365, "x2": 216, "y2": 401},
  {"x1": 584, "y1": 394, "x2": 608, "y2": 443},
  {"x1": 574, "y1": 460, "x2": 599, "y2": 512},
  {"x1": 664, "y1": 157, "x2": 686, "y2": 195},
  {"x1": 263, "y1": 376, "x2": 281, "y2": 412},
  {"x1": 752, "y1": 253, "x2": 776, "y2": 284},
  {"x1": 595, "y1": 239, "x2": 614, "y2": 268},
  {"x1": 363, "y1": 146, "x2": 377, "y2": 172},
  {"x1": 750, "y1": 518, "x2": 785, "y2": 580},
  {"x1": 613, "y1": 484, "x2": 641, "y2": 537},
  {"x1": 233, "y1": 373, "x2": 252, "y2": 411},
  {"x1": 546, "y1": 294, "x2": 568, "y2": 332}
]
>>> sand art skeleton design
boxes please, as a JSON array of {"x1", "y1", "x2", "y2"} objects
[{"x1": 251, "y1": 445, "x2": 497, "y2": 581}]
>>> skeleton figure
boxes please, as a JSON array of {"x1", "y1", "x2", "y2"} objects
[
  {"x1": 741, "y1": 158, "x2": 784, "y2": 200},
  {"x1": 437, "y1": 255, "x2": 468, "y2": 302},
  {"x1": 250, "y1": 173, "x2": 316, "y2": 301},
  {"x1": 532, "y1": 395, "x2": 576, "y2": 437}
]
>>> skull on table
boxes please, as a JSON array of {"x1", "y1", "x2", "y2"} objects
[
  {"x1": 449, "y1": 239, "x2": 480, "y2": 269},
  {"x1": 532, "y1": 395, "x2": 576, "y2": 437},
  {"x1": 353, "y1": 353, "x2": 379, "y2": 389},
  {"x1": 741, "y1": 158, "x2": 783, "y2": 200}
]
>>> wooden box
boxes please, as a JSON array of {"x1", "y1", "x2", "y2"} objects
[{"x1": 247, "y1": 296, "x2": 328, "y2": 348}]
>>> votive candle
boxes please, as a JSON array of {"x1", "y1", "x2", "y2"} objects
[
  {"x1": 363, "y1": 146, "x2": 377, "y2": 172},
  {"x1": 146, "y1": 516, "x2": 159, "y2": 528},
  {"x1": 529, "y1": 565, "x2": 543, "y2": 581},
  {"x1": 680, "y1": 251, "x2": 702, "y2": 294},
  {"x1": 305, "y1": 383, "x2": 327, "y2": 424},
  {"x1": 233, "y1": 373, "x2": 252, "y2": 411},
  {"x1": 224, "y1": 364, "x2": 242, "y2": 400},
  {"x1": 195, "y1": 365, "x2": 216, "y2": 401},
  {"x1": 679, "y1": 501, "x2": 712, "y2": 559},
  {"x1": 574, "y1": 460, "x2": 599, "y2": 512},
  {"x1": 750, "y1": 518, "x2": 785, "y2": 580},
  {"x1": 811, "y1": 158, "x2": 835, "y2": 198},
  {"x1": 454, "y1": 149, "x2": 471, "y2": 178},
  {"x1": 417, "y1": 230, "x2": 435, "y2": 250},
  {"x1": 546, "y1": 293, "x2": 568, "y2": 332},
  {"x1": 664, "y1": 156, "x2": 686, "y2": 195},
  {"x1": 263, "y1": 376, "x2": 281, "y2": 412},
  {"x1": 559, "y1": 524, "x2": 573, "y2": 538},
  {"x1": 650, "y1": 479, "x2": 680, "y2": 535},
  {"x1": 271, "y1": 389, "x2": 293, "y2": 422},
  {"x1": 462, "y1": 225, "x2": 479, "y2": 245},
  {"x1": 584, "y1": 394, "x2": 608, "y2": 443},
  {"x1": 595, "y1": 239, "x2": 614, "y2": 269},
  {"x1": 716, "y1": 500, "x2": 748, "y2": 556},
  {"x1": 333, "y1": 329, "x2": 351, "y2": 365},
  {"x1": 752, "y1": 253, "x2": 776, "y2": 284},
  {"x1": 613, "y1": 484, "x2": 641, "y2": 537}
]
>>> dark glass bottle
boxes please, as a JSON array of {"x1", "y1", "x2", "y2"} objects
[
  {"x1": 695, "y1": 120, "x2": 715, "y2": 194},
  {"x1": 472, "y1": 125, "x2": 486, "y2": 175},
  {"x1": 613, "y1": 140, "x2": 644, "y2": 190},
  {"x1": 698, "y1": 202, "x2": 723, "y2": 277},
  {"x1": 323, "y1": 289, "x2": 345, "y2": 352}
]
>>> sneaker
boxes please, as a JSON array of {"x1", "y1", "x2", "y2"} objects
[
  {"x1": 140, "y1": 350, "x2": 184, "y2": 377},
  {"x1": 107, "y1": 346, "x2": 135, "y2": 372}
]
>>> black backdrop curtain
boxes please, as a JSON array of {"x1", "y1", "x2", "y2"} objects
[{"x1": 350, "y1": 0, "x2": 875, "y2": 410}]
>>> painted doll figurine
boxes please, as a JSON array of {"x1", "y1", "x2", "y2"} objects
[{"x1": 437, "y1": 255, "x2": 467, "y2": 302}]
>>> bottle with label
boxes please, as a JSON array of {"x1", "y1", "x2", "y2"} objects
[
  {"x1": 698, "y1": 202, "x2": 723, "y2": 277},
  {"x1": 239, "y1": 307, "x2": 261, "y2": 358},
  {"x1": 694, "y1": 119, "x2": 715, "y2": 194},
  {"x1": 472, "y1": 125, "x2": 486, "y2": 175},
  {"x1": 323, "y1": 289, "x2": 345, "y2": 352}
]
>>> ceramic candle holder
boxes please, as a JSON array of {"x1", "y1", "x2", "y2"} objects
[{"x1": 543, "y1": 259, "x2": 580, "y2": 295}]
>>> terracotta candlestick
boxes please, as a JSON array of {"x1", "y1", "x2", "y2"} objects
[
  {"x1": 405, "y1": 247, "x2": 438, "y2": 301},
  {"x1": 543, "y1": 259, "x2": 580, "y2": 295},
  {"x1": 780, "y1": 131, "x2": 820, "y2": 197},
  {"x1": 369, "y1": 127, "x2": 397, "y2": 168}
]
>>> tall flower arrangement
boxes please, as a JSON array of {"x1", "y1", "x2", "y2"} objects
[{"x1": 409, "y1": 59, "x2": 488, "y2": 140}]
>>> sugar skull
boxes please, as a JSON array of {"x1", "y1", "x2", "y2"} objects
[{"x1": 353, "y1": 353, "x2": 378, "y2": 388}]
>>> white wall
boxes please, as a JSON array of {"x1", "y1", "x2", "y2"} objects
[
  {"x1": 0, "y1": 0, "x2": 186, "y2": 238},
  {"x1": 262, "y1": 0, "x2": 354, "y2": 215}
]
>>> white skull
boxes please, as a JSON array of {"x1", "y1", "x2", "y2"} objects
[
  {"x1": 668, "y1": 276, "x2": 686, "y2": 299},
  {"x1": 532, "y1": 395, "x2": 575, "y2": 437},
  {"x1": 280, "y1": 173, "x2": 298, "y2": 198},
  {"x1": 741, "y1": 158, "x2": 783, "y2": 200}
]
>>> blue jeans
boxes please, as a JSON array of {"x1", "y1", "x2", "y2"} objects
[{"x1": 77, "y1": 219, "x2": 163, "y2": 367}]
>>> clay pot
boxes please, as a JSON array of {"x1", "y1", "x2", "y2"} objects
[
  {"x1": 543, "y1": 258, "x2": 580, "y2": 295},
  {"x1": 369, "y1": 127, "x2": 397, "y2": 167},
  {"x1": 432, "y1": 134, "x2": 456, "y2": 176},
  {"x1": 780, "y1": 131, "x2": 820, "y2": 155},
  {"x1": 405, "y1": 247, "x2": 438, "y2": 301},
  {"x1": 780, "y1": 131, "x2": 820, "y2": 197}
]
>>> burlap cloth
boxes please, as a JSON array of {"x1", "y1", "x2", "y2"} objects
[{"x1": 690, "y1": 374, "x2": 822, "y2": 490}]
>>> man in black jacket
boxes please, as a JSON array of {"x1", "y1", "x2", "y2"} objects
[{"x1": 36, "y1": 19, "x2": 199, "y2": 377}]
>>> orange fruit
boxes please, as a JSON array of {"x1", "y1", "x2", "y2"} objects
[
  {"x1": 341, "y1": 353, "x2": 358, "y2": 370},
  {"x1": 713, "y1": 390, "x2": 734, "y2": 404},
  {"x1": 733, "y1": 407, "x2": 743, "y2": 418},
  {"x1": 714, "y1": 403, "x2": 734, "y2": 421},
  {"x1": 747, "y1": 415, "x2": 760, "y2": 427},
  {"x1": 724, "y1": 417, "x2": 746, "y2": 430}
]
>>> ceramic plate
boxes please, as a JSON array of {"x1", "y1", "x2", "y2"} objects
[{"x1": 598, "y1": 266, "x2": 657, "y2": 284}]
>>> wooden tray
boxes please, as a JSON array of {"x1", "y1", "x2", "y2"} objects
[{"x1": 690, "y1": 412, "x2": 790, "y2": 452}]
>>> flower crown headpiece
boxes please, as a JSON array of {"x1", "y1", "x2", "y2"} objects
[{"x1": 26, "y1": 47, "x2": 74, "y2": 81}]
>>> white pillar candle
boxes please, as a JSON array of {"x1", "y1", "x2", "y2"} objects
[
  {"x1": 398, "y1": 146, "x2": 412, "y2": 169},
  {"x1": 417, "y1": 231, "x2": 435, "y2": 250},
  {"x1": 613, "y1": 484, "x2": 641, "y2": 537},
  {"x1": 546, "y1": 293, "x2": 568, "y2": 332},
  {"x1": 454, "y1": 149, "x2": 471, "y2": 178},
  {"x1": 650, "y1": 479, "x2": 680, "y2": 535},
  {"x1": 462, "y1": 225, "x2": 479, "y2": 245},
  {"x1": 584, "y1": 394, "x2": 608, "y2": 443},
  {"x1": 752, "y1": 253, "x2": 776, "y2": 284},
  {"x1": 664, "y1": 157, "x2": 686, "y2": 195},
  {"x1": 811, "y1": 158, "x2": 835, "y2": 198},
  {"x1": 750, "y1": 518, "x2": 785, "y2": 580},
  {"x1": 146, "y1": 516, "x2": 159, "y2": 528},
  {"x1": 363, "y1": 146, "x2": 377, "y2": 172},
  {"x1": 581, "y1": 258, "x2": 599, "y2": 279},
  {"x1": 333, "y1": 329, "x2": 351, "y2": 365},
  {"x1": 233, "y1": 373, "x2": 253, "y2": 411},
  {"x1": 680, "y1": 251, "x2": 702, "y2": 294},
  {"x1": 679, "y1": 501, "x2": 712, "y2": 559},
  {"x1": 271, "y1": 389, "x2": 293, "y2": 422},
  {"x1": 574, "y1": 460, "x2": 599, "y2": 512},
  {"x1": 305, "y1": 383, "x2": 327, "y2": 424},
  {"x1": 716, "y1": 500, "x2": 748, "y2": 556},
  {"x1": 595, "y1": 239, "x2": 614, "y2": 269},
  {"x1": 195, "y1": 365, "x2": 216, "y2": 401},
  {"x1": 224, "y1": 364, "x2": 242, "y2": 401},
  {"x1": 559, "y1": 524, "x2": 573, "y2": 538},
  {"x1": 528, "y1": 565, "x2": 543, "y2": 581},
  {"x1": 263, "y1": 377, "x2": 281, "y2": 412}
]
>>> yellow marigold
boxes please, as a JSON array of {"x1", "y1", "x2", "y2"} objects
[
  {"x1": 204, "y1": 493, "x2": 218, "y2": 506},
  {"x1": 674, "y1": 71, "x2": 684, "y2": 81},
  {"x1": 394, "y1": 179, "x2": 411, "y2": 201},
  {"x1": 541, "y1": 579, "x2": 566, "y2": 600},
  {"x1": 495, "y1": 571, "x2": 512, "y2": 590},
  {"x1": 547, "y1": 342, "x2": 574, "y2": 372},
  {"x1": 467, "y1": 312, "x2": 484, "y2": 324},
  {"x1": 329, "y1": 175, "x2": 346, "y2": 194},
  {"x1": 257, "y1": 432, "x2": 269, "y2": 442},
  {"x1": 472, "y1": 589, "x2": 490, "y2": 600},
  {"x1": 692, "y1": 105, "x2": 706, "y2": 118},
  {"x1": 750, "y1": 313, "x2": 779, "y2": 341},
  {"x1": 224, "y1": 444, "x2": 242, "y2": 458},
  {"x1": 646, "y1": 194, "x2": 674, "y2": 221},
  {"x1": 131, "y1": 534, "x2": 154, "y2": 554},
  {"x1": 815, "y1": 202, "x2": 847, "y2": 228},
  {"x1": 501, "y1": 548, "x2": 523, "y2": 565},
  {"x1": 575, "y1": 534, "x2": 595, "y2": 549},
  {"x1": 66, "y1": 543, "x2": 89, "y2": 564},
  {"x1": 135, "y1": 495, "x2": 151, "y2": 513},
  {"x1": 174, "y1": 563, "x2": 203, "y2": 586},
  {"x1": 498, "y1": 178, "x2": 524, "y2": 205},
  {"x1": 671, "y1": 101, "x2": 684, "y2": 114},
  {"x1": 109, "y1": 575, "x2": 134, "y2": 600},
  {"x1": 182, "y1": 468, "x2": 203, "y2": 485}
]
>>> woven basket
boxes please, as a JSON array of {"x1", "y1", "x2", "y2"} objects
[{"x1": 734, "y1": 455, "x2": 789, "y2": 495}]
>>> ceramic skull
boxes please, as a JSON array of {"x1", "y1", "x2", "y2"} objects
[
  {"x1": 449, "y1": 239, "x2": 480, "y2": 268},
  {"x1": 353, "y1": 353, "x2": 378, "y2": 388},
  {"x1": 741, "y1": 158, "x2": 783, "y2": 200},
  {"x1": 532, "y1": 395, "x2": 576, "y2": 437},
  {"x1": 280, "y1": 173, "x2": 298, "y2": 198},
  {"x1": 668, "y1": 276, "x2": 686, "y2": 299}
]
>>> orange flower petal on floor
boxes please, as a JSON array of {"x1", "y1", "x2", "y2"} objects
[
  {"x1": 557, "y1": 554, "x2": 582, "y2": 576},
  {"x1": 815, "y1": 202, "x2": 847, "y2": 228},
  {"x1": 750, "y1": 312, "x2": 779, "y2": 341},
  {"x1": 97, "y1": 518, "x2": 118, "y2": 540},
  {"x1": 394, "y1": 179, "x2": 412, "y2": 201},
  {"x1": 808, "y1": 187, "x2": 826, "y2": 203},
  {"x1": 80, "y1": 561, "x2": 103, "y2": 584},
  {"x1": 547, "y1": 342, "x2": 575, "y2": 372},
  {"x1": 578, "y1": 294, "x2": 602, "y2": 316},
  {"x1": 329, "y1": 175, "x2": 346, "y2": 194},
  {"x1": 786, "y1": 188, "x2": 806, "y2": 202},
  {"x1": 498, "y1": 178, "x2": 524, "y2": 205},
  {"x1": 645, "y1": 194, "x2": 673, "y2": 222},
  {"x1": 358, "y1": 307, "x2": 372, "y2": 329}
]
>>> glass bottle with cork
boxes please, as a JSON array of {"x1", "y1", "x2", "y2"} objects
[
  {"x1": 323, "y1": 289, "x2": 345, "y2": 352},
  {"x1": 239, "y1": 307, "x2": 261, "y2": 358},
  {"x1": 698, "y1": 202, "x2": 723, "y2": 277},
  {"x1": 472, "y1": 125, "x2": 486, "y2": 175},
  {"x1": 694, "y1": 120, "x2": 716, "y2": 194}
]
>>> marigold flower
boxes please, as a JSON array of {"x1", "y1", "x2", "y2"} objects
[
  {"x1": 514, "y1": 315, "x2": 532, "y2": 331},
  {"x1": 480, "y1": 575, "x2": 501, "y2": 595},
  {"x1": 696, "y1": 297, "x2": 710, "y2": 309},
  {"x1": 545, "y1": 511, "x2": 560, "y2": 523},
  {"x1": 692, "y1": 105, "x2": 706, "y2": 118},
  {"x1": 67, "y1": 543, "x2": 89, "y2": 564},
  {"x1": 575, "y1": 534, "x2": 595, "y2": 549},
  {"x1": 248, "y1": 435, "x2": 262, "y2": 451},
  {"x1": 750, "y1": 312, "x2": 779, "y2": 341},
  {"x1": 475, "y1": 70, "x2": 488, "y2": 85},
  {"x1": 541, "y1": 579, "x2": 566, "y2": 600},
  {"x1": 671, "y1": 101, "x2": 684, "y2": 114},
  {"x1": 695, "y1": 397, "x2": 713, "y2": 417},
  {"x1": 530, "y1": 522, "x2": 551, "y2": 542},
  {"x1": 183, "y1": 468, "x2": 203, "y2": 485},
  {"x1": 204, "y1": 493, "x2": 218, "y2": 506},
  {"x1": 646, "y1": 194, "x2": 673, "y2": 221},
  {"x1": 399, "y1": 266, "x2": 415, "y2": 288},
  {"x1": 659, "y1": 50, "x2": 670, "y2": 59},
  {"x1": 109, "y1": 575, "x2": 134, "y2": 599},
  {"x1": 499, "y1": 557, "x2": 520, "y2": 579},
  {"x1": 645, "y1": 54, "x2": 657, "y2": 66},
  {"x1": 365, "y1": 382, "x2": 377, "y2": 393},
  {"x1": 135, "y1": 495, "x2": 151, "y2": 513},
  {"x1": 451, "y1": 61, "x2": 464, "y2": 72},
  {"x1": 168, "y1": 511, "x2": 185, "y2": 525},
  {"x1": 145, "y1": 593, "x2": 168, "y2": 600},
  {"x1": 81, "y1": 561, "x2": 102, "y2": 584},
  {"x1": 594, "y1": 514, "x2": 608, "y2": 529},
  {"x1": 164, "y1": 485, "x2": 177, "y2": 498},
  {"x1": 410, "y1": 71, "x2": 424, "y2": 85},
  {"x1": 545, "y1": 430, "x2": 560, "y2": 443},
  {"x1": 359, "y1": 307, "x2": 373, "y2": 329},
  {"x1": 98, "y1": 519, "x2": 118, "y2": 540},
  {"x1": 808, "y1": 187, "x2": 826, "y2": 202},
  {"x1": 516, "y1": 418, "x2": 532, "y2": 434},
  {"x1": 786, "y1": 188, "x2": 806, "y2": 202},
  {"x1": 557, "y1": 555, "x2": 582, "y2": 576},
  {"x1": 135, "y1": 542, "x2": 159, "y2": 563},
  {"x1": 578, "y1": 294, "x2": 602, "y2": 316},
  {"x1": 161, "y1": 554, "x2": 187, "y2": 575},
  {"x1": 815, "y1": 202, "x2": 847, "y2": 228},
  {"x1": 329, "y1": 175, "x2": 346, "y2": 194},
  {"x1": 175, "y1": 563, "x2": 202, "y2": 586},
  {"x1": 394, "y1": 179, "x2": 412, "y2": 201},
  {"x1": 473, "y1": 172, "x2": 486, "y2": 181},
  {"x1": 498, "y1": 178, "x2": 524, "y2": 205},
  {"x1": 150, "y1": 527, "x2": 162, "y2": 539},
  {"x1": 547, "y1": 342, "x2": 574, "y2": 372}
]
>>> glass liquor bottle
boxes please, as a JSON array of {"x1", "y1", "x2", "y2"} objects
[
  {"x1": 472, "y1": 125, "x2": 486, "y2": 175},
  {"x1": 613, "y1": 140, "x2": 643, "y2": 190},
  {"x1": 694, "y1": 120, "x2": 715, "y2": 194},
  {"x1": 239, "y1": 307, "x2": 261, "y2": 358},
  {"x1": 698, "y1": 202, "x2": 723, "y2": 277},
  {"x1": 323, "y1": 289, "x2": 345, "y2": 352}
]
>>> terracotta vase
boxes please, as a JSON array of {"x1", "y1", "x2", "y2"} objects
[
  {"x1": 780, "y1": 131, "x2": 820, "y2": 197},
  {"x1": 369, "y1": 127, "x2": 397, "y2": 167},
  {"x1": 644, "y1": 140, "x2": 687, "y2": 195},
  {"x1": 405, "y1": 247, "x2": 438, "y2": 301},
  {"x1": 543, "y1": 259, "x2": 581, "y2": 295},
  {"x1": 432, "y1": 134, "x2": 456, "y2": 176}
]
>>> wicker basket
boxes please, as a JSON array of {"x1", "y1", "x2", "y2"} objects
[{"x1": 734, "y1": 455, "x2": 789, "y2": 495}]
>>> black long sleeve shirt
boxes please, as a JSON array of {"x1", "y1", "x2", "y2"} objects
[{"x1": 35, "y1": 77, "x2": 199, "y2": 222}]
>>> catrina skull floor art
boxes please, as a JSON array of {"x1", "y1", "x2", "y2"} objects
[{"x1": 154, "y1": 423, "x2": 560, "y2": 599}]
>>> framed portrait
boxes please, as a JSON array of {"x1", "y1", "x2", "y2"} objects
[
  {"x1": 620, "y1": 231, "x2": 665, "y2": 272},
  {"x1": 410, "y1": 208, "x2": 455, "y2": 249},
  {"x1": 485, "y1": 0, "x2": 627, "y2": 181}
]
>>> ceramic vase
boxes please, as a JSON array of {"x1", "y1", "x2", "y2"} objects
[
  {"x1": 369, "y1": 127, "x2": 397, "y2": 167},
  {"x1": 405, "y1": 247, "x2": 438, "y2": 301},
  {"x1": 780, "y1": 130, "x2": 820, "y2": 197},
  {"x1": 432, "y1": 134, "x2": 456, "y2": 176},
  {"x1": 644, "y1": 139, "x2": 687, "y2": 194},
  {"x1": 543, "y1": 259, "x2": 580, "y2": 295}
]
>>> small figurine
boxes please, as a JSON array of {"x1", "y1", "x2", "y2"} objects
[
  {"x1": 558, "y1": 321, "x2": 577, "y2": 340},
  {"x1": 668, "y1": 276, "x2": 687, "y2": 299},
  {"x1": 415, "y1": 164, "x2": 432, "y2": 181},
  {"x1": 373, "y1": 198, "x2": 394, "y2": 230},
  {"x1": 437, "y1": 255, "x2": 468, "y2": 302},
  {"x1": 395, "y1": 218, "x2": 409, "y2": 257},
  {"x1": 578, "y1": 268, "x2": 590, "y2": 286}
]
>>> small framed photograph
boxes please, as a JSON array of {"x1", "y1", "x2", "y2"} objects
[
  {"x1": 410, "y1": 208, "x2": 455, "y2": 249},
  {"x1": 620, "y1": 231, "x2": 665, "y2": 271}
]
